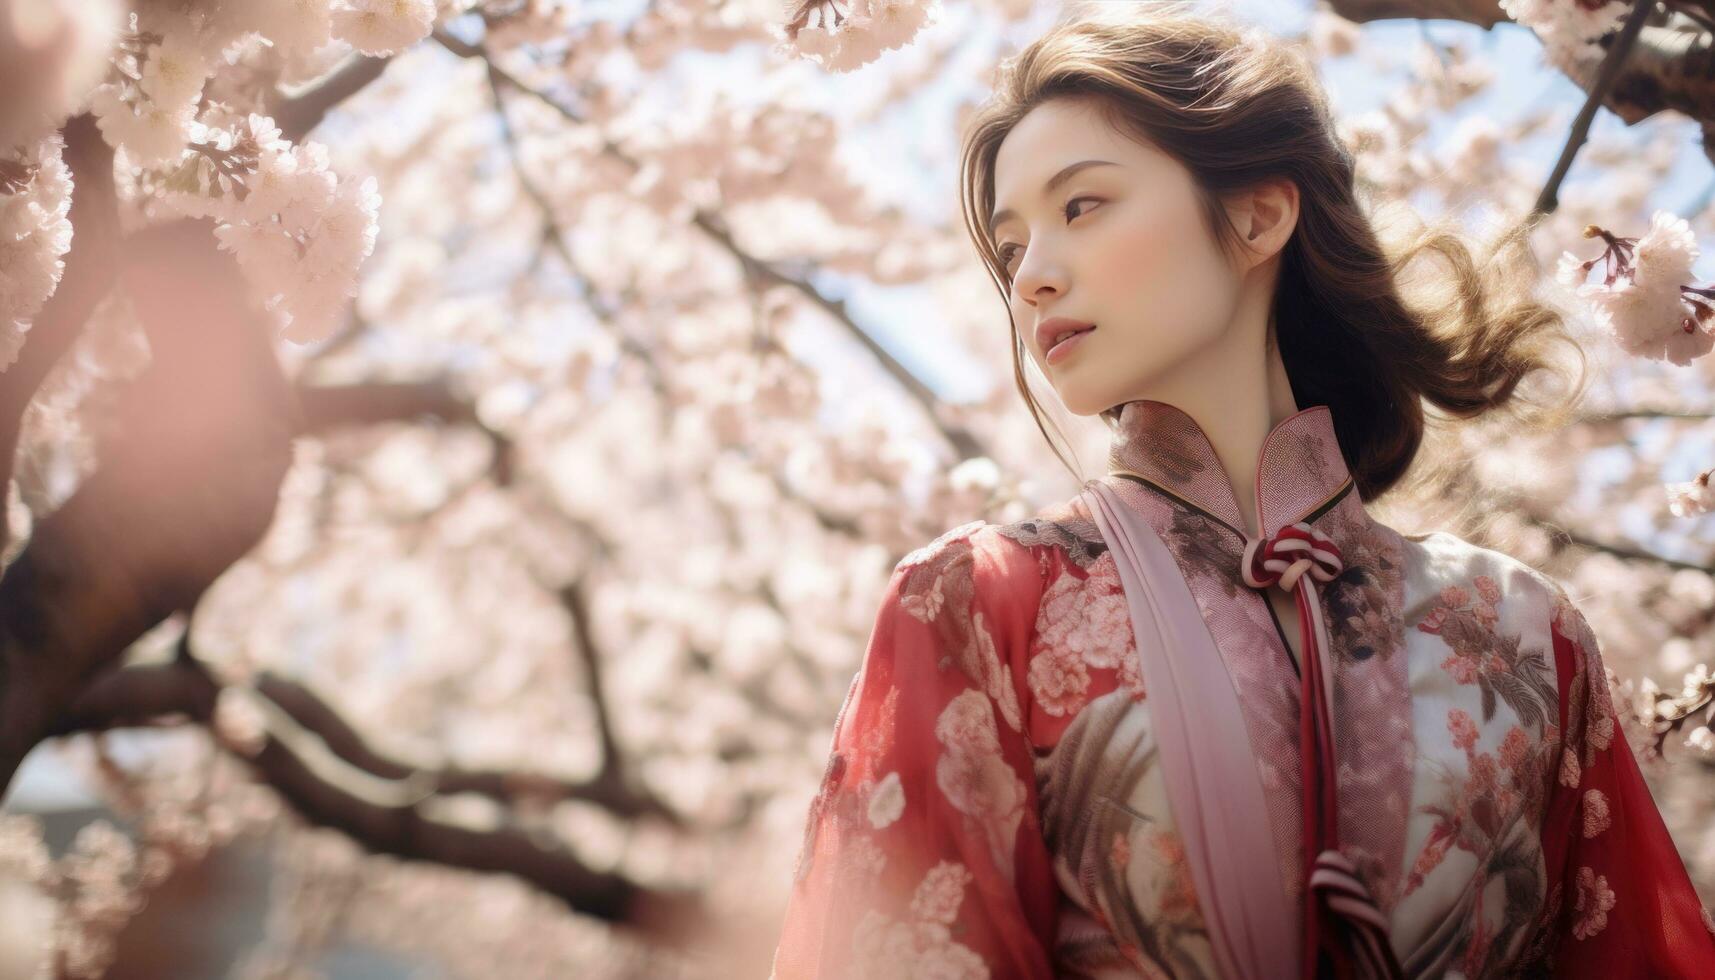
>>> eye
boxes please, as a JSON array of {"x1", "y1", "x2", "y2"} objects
[{"x1": 995, "y1": 196, "x2": 1103, "y2": 276}]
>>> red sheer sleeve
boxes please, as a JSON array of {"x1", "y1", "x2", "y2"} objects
[
  {"x1": 771, "y1": 524, "x2": 1058, "y2": 979},
  {"x1": 1518, "y1": 587, "x2": 1715, "y2": 973}
]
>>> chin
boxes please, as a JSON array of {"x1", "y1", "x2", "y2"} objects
[{"x1": 1051, "y1": 386, "x2": 1112, "y2": 418}]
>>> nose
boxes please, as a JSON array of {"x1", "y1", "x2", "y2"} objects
[{"x1": 1011, "y1": 249, "x2": 1066, "y2": 305}]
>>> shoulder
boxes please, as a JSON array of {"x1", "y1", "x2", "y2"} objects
[
  {"x1": 1403, "y1": 529, "x2": 1563, "y2": 607},
  {"x1": 888, "y1": 518, "x2": 1044, "y2": 619},
  {"x1": 988, "y1": 493, "x2": 1109, "y2": 571},
  {"x1": 891, "y1": 489, "x2": 1108, "y2": 592},
  {"x1": 1402, "y1": 528, "x2": 1598, "y2": 666}
]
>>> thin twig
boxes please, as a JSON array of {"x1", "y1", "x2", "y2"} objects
[{"x1": 1534, "y1": 0, "x2": 1658, "y2": 216}]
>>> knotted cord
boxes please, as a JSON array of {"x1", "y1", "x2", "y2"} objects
[{"x1": 1242, "y1": 522, "x2": 1403, "y2": 980}]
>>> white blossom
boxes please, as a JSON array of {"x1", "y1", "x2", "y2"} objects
[
  {"x1": 138, "y1": 30, "x2": 212, "y2": 109},
  {"x1": 249, "y1": 0, "x2": 337, "y2": 59},
  {"x1": 1500, "y1": 0, "x2": 1629, "y2": 42},
  {"x1": 1582, "y1": 276, "x2": 1713, "y2": 366},
  {"x1": 775, "y1": 0, "x2": 939, "y2": 73},
  {"x1": 0, "y1": 132, "x2": 74, "y2": 371},
  {"x1": 331, "y1": 0, "x2": 438, "y2": 56},
  {"x1": 1630, "y1": 210, "x2": 1699, "y2": 292},
  {"x1": 1500, "y1": 0, "x2": 1630, "y2": 74},
  {"x1": 1666, "y1": 471, "x2": 1714, "y2": 518},
  {"x1": 1559, "y1": 212, "x2": 1714, "y2": 366},
  {"x1": 88, "y1": 81, "x2": 198, "y2": 166}
]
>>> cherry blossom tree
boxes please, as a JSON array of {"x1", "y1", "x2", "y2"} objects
[{"x1": 2, "y1": 0, "x2": 1715, "y2": 976}]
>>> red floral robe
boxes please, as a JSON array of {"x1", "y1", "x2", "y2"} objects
[{"x1": 771, "y1": 400, "x2": 1715, "y2": 978}]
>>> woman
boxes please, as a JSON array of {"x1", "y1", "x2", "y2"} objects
[{"x1": 771, "y1": 7, "x2": 1715, "y2": 978}]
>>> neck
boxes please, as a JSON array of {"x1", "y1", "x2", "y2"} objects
[{"x1": 1111, "y1": 308, "x2": 1300, "y2": 540}]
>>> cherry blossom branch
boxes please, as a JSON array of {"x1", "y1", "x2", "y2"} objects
[
  {"x1": 1533, "y1": 0, "x2": 1656, "y2": 216},
  {"x1": 270, "y1": 52, "x2": 395, "y2": 143},
  {"x1": 0, "y1": 218, "x2": 297, "y2": 796},
  {"x1": 292, "y1": 378, "x2": 516, "y2": 485},
  {"x1": 1321, "y1": 0, "x2": 1508, "y2": 25},
  {"x1": 478, "y1": 59, "x2": 882, "y2": 538},
  {"x1": 435, "y1": 28, "x2": 986, "y2": 462},
  {"x1": 1574, "y1": 409, "x2": 1715, "y2": 423},
  {"x1": 0, "y1": 114, "x2": 119, "y2": 554},
  {"x1": 43, "y1": 657, "x2": 692, "y2": 926},
  {"x1": 1328, "y1": 3, "x2": 1715, "y2": 171},
  {"x1": 1521, "y1": 510, "x2": 1711, "y2": 573},
  {"x1": 556, "y1": 578, "x2": 626, "y2": 781},
  {"x1": 1617, "y1": 666, "x2": 1715, "y2": 761},
  {"x1": 479, "y1": 61, "x2": 671, "y2": 398},
  {"x1": 49, "y1": 658, "x2": 680, "y2": 824}
]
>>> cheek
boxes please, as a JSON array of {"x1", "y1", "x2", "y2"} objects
[
  {"x1": 1089, "y1": 202, "x2": 1227, "y2": 303},
  {"x1": 1086, "y1": 202, "x2": 1235, "y2": 343}
]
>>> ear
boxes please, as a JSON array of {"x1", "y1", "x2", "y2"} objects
[{"x1": 1226, "y1": 177, "x2": 1299, "y2": 269}]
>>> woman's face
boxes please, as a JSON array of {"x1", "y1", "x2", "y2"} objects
[{"x1": 989, "y1": 98, "x2": 1250, "y2": 417}]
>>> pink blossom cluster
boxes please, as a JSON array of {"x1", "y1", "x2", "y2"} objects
[
  {"x1": 1, "y1": 0, "x2": 446, "y2": 367},
  {"x1": 772, "y1": 0, "x2": 939, "y2": 73},
  {"x1": 1556, "y1": 212, "x2": 1715, "y2": 367}
]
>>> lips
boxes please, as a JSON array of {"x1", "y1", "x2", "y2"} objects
[
  {"x1": 1034, "y1": 317, "x2": 1097, "y2": 359},
  {"x1": 1048, "y1": 325, "x2": 1095, "y2": 352},
  {"x1": 1044, "y1": 326, "x2": 1095, "y2": 364}
]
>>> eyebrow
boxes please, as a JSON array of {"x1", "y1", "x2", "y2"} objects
[{"x1": 988, "y1": 159, "x2": 1120, "y2": 236}]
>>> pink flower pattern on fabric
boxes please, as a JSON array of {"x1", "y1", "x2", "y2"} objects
[
  {"x1": 1573, "y1": 866, "x2": 1616, "y2": 940},
  {"x1": 851, "y1": 860, "x2": 989, "y2": 979},
  {"x1": 935, "y1": 690, "x2": 1027, "y2": 882},
  {"x1": 1026, "y1": 552, "x2": 1142, "y2": 717},
  {"x1": 1582, "y1": 789, "x2": 1612, "y2": 839}
]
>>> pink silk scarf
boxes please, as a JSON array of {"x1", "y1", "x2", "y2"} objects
[{"x1": 1081, "y1": 479, "x2": 1300, "y2": 980}]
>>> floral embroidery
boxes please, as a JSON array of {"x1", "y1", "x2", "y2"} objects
[
  {"x1": 843, "y1": 834, "x2": 888, "y2": 894},
  {"x1": 1560, "y1": 744, "x2": 1582, "y2": 788},
  {"x1": 1322, "y1": 517, "x2": 1405, "y2": 664},
  {"x1": 896, "y1": 535, "x2": 1025, "y2": 734},
  {"x1": 1117, "y1": 652, "x2": 1144, "y2": 702},
  {"x1": 1474, "y1": 574, "x2": 1502, "y2": 606},
  {"x1": 1150, "y1": 829, "x2": 1201, "y2": 923},
  {"x1": 1572, "y1": 865, "x2": 1616, "y2": 940},
  {"x1": 1448, "y1": 708, "x2": 1480, "y2": 752},
  {"x1": 901, "y1": 571, "x2": 947, "y2": 623},
  {"x1": 869, "y1": 771, "x2": 904, "y2": 829},
  {"x1": 1026, "y1": 553, "x2": 1140, "y2": 715},
  {"x1": 859, "y1": 686, "x2": 899, "y2": 765},
  {"x1": 1581, "y1": 789, "x2": 1611, "y2": 839},
  {"x1": 934, "y1": 690, "x2": 1027, "y2": 881},
  {"x1": 1499, "y1": 725, "x2": 1530, "y2": 771},
  {"x1": 1418, "y1": 575, "x2": 1555, "y2": 727},
  {"x1": 991, "y1": 504, "x2": 1109, "y2": 570},
  {"x1": 1550, "y1": 589, "x2": 1623, "y2": 771},
  {"x1": 850, "y1": 860, "x2": 988, "y2": 979},
  {"x1": 1405, "y1": 701, "x2": 1550, "y2": 901},
  {"x1": 1586, "y1": 700, "x2": 1615, "y2": 753},
  {"x1": 1405, "y1": 822, "x2": 1455, "y2": 895},
  {"x1": 909, "y1": 861, "x2": 972, "y2": 923},
  {"x1": 1028, "y1": 644, "x2": 1090, "y2": 717},
  {"x1": 897, "y1": 520, "x2": 986, "y2": 573},
  {"x1": 1160, "y1": 506, "x2": 1247, "y2": 600},
  {"x1": 969, "y1": 611, "x2": 1024, "y2": 733},
  {"x1": 1110, "y1": 831, "x2": 1131, "y2": 872}
]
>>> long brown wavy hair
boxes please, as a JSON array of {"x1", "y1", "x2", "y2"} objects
[{"x1": 956, "y1": 2, "x2": 1589, "y2": 503}]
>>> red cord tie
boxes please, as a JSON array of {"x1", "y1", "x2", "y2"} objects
[{"x1": 1242, "y1": 522, "x2": 1403, "y2": 980}]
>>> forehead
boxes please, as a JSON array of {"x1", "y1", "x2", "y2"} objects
[{"x1": 993, "y1": 99, "x2": 1144, "y2": 192}]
